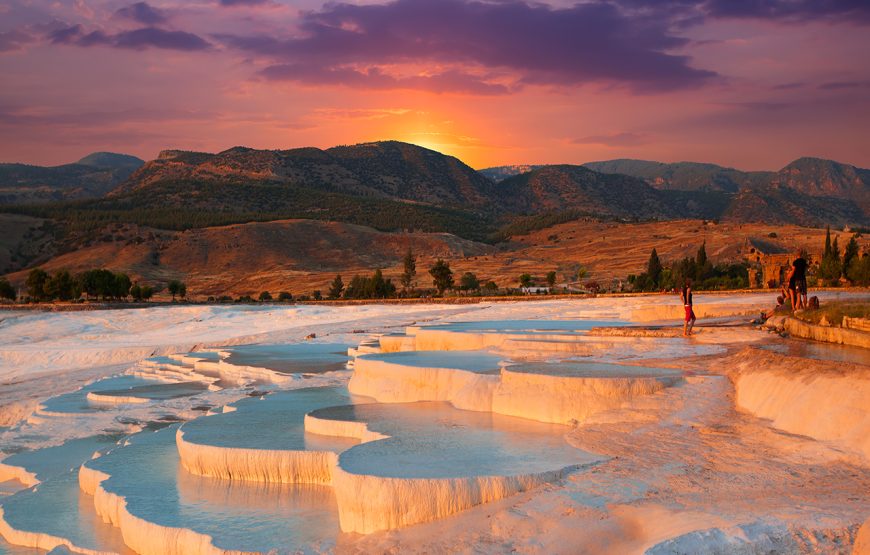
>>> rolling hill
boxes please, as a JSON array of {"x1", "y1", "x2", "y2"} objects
[
  {"x1": 582, "y1": 159, "x2": 773, "y2": 193},
  {"x1": 495, "y1": 165, "x2": 674, "y2": 219},
  {"x1": 114, "y1": 141, "x2": 497, "y2": 209},
  {"x1": 0, "y1": 152, "x2": 144, "y2": 204},
  {"x1": 3, "y1": 142, "x2": 870, "y2": 287}
]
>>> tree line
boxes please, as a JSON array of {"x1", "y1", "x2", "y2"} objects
[
  {"x1": 818, "y1": 226, "x2": 870, "y2": 285},
  {"x1": 0, "y1": 268, "x2": 186, "y2": 303},
  {"x1": 629, "y1": 243, "x2": 750, "y2": 291}
]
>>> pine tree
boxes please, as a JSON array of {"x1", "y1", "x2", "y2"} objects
[
  {"x1": 546, "y1": 271, "x2": 557, "y2": 288},
  {"x1": 401, "y1": 248, "x2": 416, "y2": 290},
  {"x1": 26, "y1": 268, "x2": 49, "y2": 301},
  {"x1": 328, "y1": 275, "x2": 344, "y2": 299},
  {"x1": 429, "y1": 259, "x2": 453, "y2": 295},
  {"x1": 0, "y1": 278, "x2": 16, "y2": 301},
  {"x1": 460, "y1": 272, "x2": 480, "y2": 292}
]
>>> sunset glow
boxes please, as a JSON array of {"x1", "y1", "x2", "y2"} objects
[{"x1": 1, "y1": 0, "x2": 869, "y2": 169}]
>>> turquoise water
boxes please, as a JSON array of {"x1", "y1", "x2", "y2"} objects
[
  {"x1": 759, "y1": 340, "x2": 870, "y2": 365},
  {"x1": 86, "y1": 426, "x2": 341, "y2": 553},
  {"x1": 425, "y1": 319, "x2": 625, "y2": 333},
  {"x1": 0, "y1": 435, "x2": 131, "y2": 554},
  {"x1": 223, "y1": 343, "x2": 351, "y2": 374},
  {"x1": 0, "y1": 538, "x2": 41, "y2": 554},
  {"x1": 40, "y1": 375, "x2": 156, "y2": 413},
  {"x1": 90, "y1": 381, "x2": 209, "y2": 401},
  {"x1": 505, "y1": 361, "x2": 683, "y2": 378},
  {"x1": 311, "y1": 402, "x2": 593, "y2": 479},
  {"x1": 179, "y1": 386, "x2": 358, "y2": 452},
  {"x1": 359, "y1": 351, "x2": 504, "y2": 373}
]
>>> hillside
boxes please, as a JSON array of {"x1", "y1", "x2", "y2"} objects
[
  {"x1": 582, "y1": 159, "x2": 773, "y2": 193},
  {"x1": 478, "y1": 165, "x2": 543, "y2": 182},
  {"x1": 4, "y1": 219, "x2": 494, "y2": 296},
  {"x1": 4, "y1": 218, "x2": 847, "y2": 298},
  {"x1": 77, "y1": 152, "x2": 145, "y2": 170},
  {"x1": 772, "y1": 157, "x2": 870, "y2": 211},
  {"x1": 114, "y1": 141, "x2": 497, "y2": 209},
  {"x1": 4, "y1": 143, "x2": 870, "y2": 281},
  {"x1": 0, "y1": 152, "x2": 144, "y2": 204},
  {"x1": 496, "y1": 165, "x2": 674, "y2": 219}
]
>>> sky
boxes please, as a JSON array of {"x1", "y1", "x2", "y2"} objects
[{"x1": 1, "y1": 0, "x2": 869, "y2": 170}]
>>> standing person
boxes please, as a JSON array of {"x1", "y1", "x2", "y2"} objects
[
  {"x1": 793, "y1": 255, "x2": 808, "y2": 309},
  {"x1": 786, "y1": 255, "x2": 809, "y2": 311},
  {"x1": 680, "y1": 278, "x2": 696, "y2": 337}
]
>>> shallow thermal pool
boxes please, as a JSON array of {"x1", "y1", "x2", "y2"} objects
[
  {"x1": 358, "y1": 351, "x2": 505, "y2": 373},
  {"x1": 504, "y1": 361, "x2": 683, "y2": 379},
  {"x1": 85, "y1": 425, "x2": 342, "y2": 553},
  {"x1": 0, "y1": 434, "x2": 131, "y2": 554},
  {"x1": 39, "y1": 375, "x2": 166, "y2": 414},
  {"x1": 421, "y1": 319, "x2": 626, "y2": 333},
  {"x1": 221, "y1": 342, "x2": 352, "y2": 374},
  {"x1": 179, "y1": 386, "x2": 360, "y2": 452},
  {"x1": 312, "y1": 402, "x2": 597, "y2": 479},
  {"x1": 758, "y1": 339, "x2": 870, "y2": 366},
  {"x1": 90, "y1": 381, "x2": 210, "y2": 402}
]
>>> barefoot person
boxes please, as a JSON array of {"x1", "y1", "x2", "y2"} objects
[
  {"x1": 786, "y1": 255, "x2": 808, "y2": 311},
  {"x1": 680, "y1": 278, "x2": 696, "y2": 336}
]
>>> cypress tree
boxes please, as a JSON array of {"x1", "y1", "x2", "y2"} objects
[
  {"x1": 824, "y1": 226, "x2": 832, "y2": 258},
  {"x1": 647, "y1": 248, "x2": 663, "y2": 286},
  {"x1": 843, "y1": 235, "x2": 859, "y2": 276}
]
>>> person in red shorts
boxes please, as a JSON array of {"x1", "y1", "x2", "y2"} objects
[{"x1": 680, "y1": 278, "x2": 696, "y2": 337}]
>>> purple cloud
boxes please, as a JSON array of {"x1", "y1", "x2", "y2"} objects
[
  {"x1": 818, "y1": 81, "x2": 870, "y2": 90},
  {"x1": 771, "y1": 81, "x2": 805, "y2": 90},
  {"x1": 50, "y1": 24, "x2": 210, "y2": 51},
  {"x1": 219, "y1": 0, "x2": 270, "y2": 6},
  {"x1": 702, "y1": 0, "x2": 870, "y2": 24},
  {"x1": 260, "y1": 64, "x2": 510, "y2": 95},
  {"x1": 216, "y1": 0, "x2": 717, "y2": 93},
  {"x1": 572, "y1": 132, "x2": 650, "y2": 147},
  {"x1": 115, "y1": 2, "x2": 168, "y2": 26},
  {"x1": 0, "y1": 29, "x2": 35, "y2": 53}
]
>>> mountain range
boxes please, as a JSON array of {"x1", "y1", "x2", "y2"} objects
[
  {"x1": 2, "y1": 143, "x2": 869, "y2": 255},
  {"x1": 0, "y1": 152, "x2": 144, "y2": 204}
]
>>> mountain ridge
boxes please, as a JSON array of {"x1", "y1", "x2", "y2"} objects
[{"x1": 2, "y1": 143, "x2": 869, "y2": 245}]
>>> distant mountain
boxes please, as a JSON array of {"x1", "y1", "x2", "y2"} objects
[
  {"x1": 0, "y1": 152, "x2": 144, "y2": 204},
  {"x1": 115, "y1": 141, "x2": 496, "y2": 209},
  {"x1": 722, "y1": 187, "x2": 866, "y2": 227},
  {"x1": 478, "y1": 165, "x2": 543, "y2": 182},
  {"x1": 4, "y1": 144, "x2": 870, "y2": 247},
  {"x1": 496, "y1": 165, "x2": 674, "y2": 219},
  {"x1": 582, "y1": 159, "x2": 773, "y2": 193},
  {"x1": 77, "y1": 152, "x2": 145, "y2": 170},
  {"x1": 771, "y1": 157, "x2": 870, "y2": 212}
]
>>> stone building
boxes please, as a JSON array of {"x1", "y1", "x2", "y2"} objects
[{"x1": 743, "y1": 238, "x2": 817, "y2": 289}]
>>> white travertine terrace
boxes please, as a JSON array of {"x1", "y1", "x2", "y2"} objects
[
  {"x1": 79, "y1": 463, "x2": 242, "y2": 555},
  {"x1": 85, "y1": 392, "x2": 152, "y2": 405},
  {"x1": 330, "y1": 464, "x2": 573, "y2": 534},
  {"x1": 351, "y1": 352, "x2": 683, "y2": 425},
  {"x1": 306, "y1": 401, "x2": 597, "y2": 534},
  {"x1": 2, "y1": 299, "x2": 869, "y2": 554},
  {"x1": 0, "y1": 506, "x2": 114, "y2": 555},
  {"x1": 176, "y1": 429, "x2": 338, "y2": 485},
  {"x1": 349, "y1": 351, "x2": 502, "y2": 410},
  {"x1": 492, "y1": 363, "x2": 683, "y2": 425},
  {"x1": 732, "y1": 348, "x2": 870, "y2": 461},
  {"x1": 0, "y1": 462, "x2": 38, "y2": 488}
]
